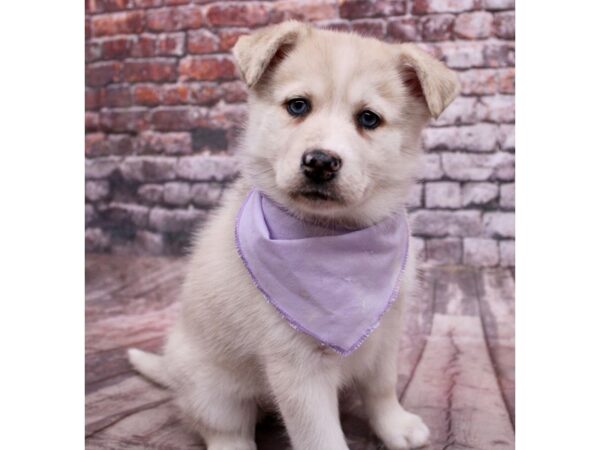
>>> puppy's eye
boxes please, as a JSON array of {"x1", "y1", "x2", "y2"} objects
[
  {"x1": 357, "y1": 110, "x2": 381, "y2": 130},
  {"x1": 287, "y1": 98, "x2": 311, "y2": 117}
]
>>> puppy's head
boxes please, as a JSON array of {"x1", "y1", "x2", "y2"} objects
[{"x1": 233, "y1": 21, "x2": 459, "y2": 226}]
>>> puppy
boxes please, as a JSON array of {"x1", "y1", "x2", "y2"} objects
[{"x1": 129, "y1": 21, "x2": 459, "y2": 450}]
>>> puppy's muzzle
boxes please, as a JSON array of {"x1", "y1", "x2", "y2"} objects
[{"x1": 301, "y1": 150, "x2": 342, "y2": 183}]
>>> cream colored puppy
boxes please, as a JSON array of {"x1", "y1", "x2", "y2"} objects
[{"x1": 129, "y1": 21, "x2": 459, "y2": 450}]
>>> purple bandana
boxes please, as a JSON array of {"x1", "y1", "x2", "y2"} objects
[{"x1": 235, "y1": 189, "x2": 410, "y2": 355}]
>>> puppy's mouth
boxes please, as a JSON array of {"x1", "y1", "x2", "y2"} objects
[{"x1": 289, "y1": 185, "x2": 344, "y2": 205}]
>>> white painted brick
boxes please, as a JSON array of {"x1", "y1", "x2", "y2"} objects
[
  {"x1": 462, "y1": 182, "x2": 499, "y2": 206},
  {"x1": 442, "y1": 152, "x2": 514, "y2": 181},
  {"x1": 410, "y1": 210, "x2": 482, "y2": 237},
  {"x1": 426, "y1": 237, "x2": 462, "y2": 264},
  {"x1": 406, "y1": 183, "x2": 424, "y2": 208},
  {"x1": 464, "y1": 238, "x2": 499, "y2": 266},
  {"x1": 425, "y1": 182, "x2": 461, "y2": 208},
  {"x1": 483, "y1": 212, "x2": 515, "y2": 238},
  {"x1": 419, "y1": 153, "x2": 444, "y2": 180},
  {"x1": 500, "y1": 183, "x2": 515, "y2": 209},
  {"x1": 499, "y1": 240, "x2": 515, "y2": 266},
  {"x1": 176, "y1": 155, "x2": 239, "y2": 181},
  {"x1": 164, "y1": 182, "x2": 191, "y2": 206}
]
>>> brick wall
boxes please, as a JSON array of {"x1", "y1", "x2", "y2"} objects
[{"x1": 85, "y1": 0, "x2": 515, "y2": 267}]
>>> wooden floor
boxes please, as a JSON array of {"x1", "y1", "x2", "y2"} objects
[{"x1": 85, "y1": 254, "x2": 515, "y2": 450}]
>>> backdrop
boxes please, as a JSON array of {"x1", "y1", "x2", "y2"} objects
[{"x1": 85, "y1": 0, "x2": 515, "y2": 268}]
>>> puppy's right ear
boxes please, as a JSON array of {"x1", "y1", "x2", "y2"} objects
[{"x1": 232, "y1": 20, "x2": 309, "y2": 88}]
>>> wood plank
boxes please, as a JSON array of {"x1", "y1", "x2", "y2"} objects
[
  {"x1": 86, "y1": 255, "x2": 186, "y2": 324},
  {"x1": 85, "y1": 256, "x2": 515, "y2": 449},
  {"x1": 400, "y1": 314, "x2": 515, "y2": 450},
  {"x1": 477, "y1": 269, "x2": 516, "y2": 425}
]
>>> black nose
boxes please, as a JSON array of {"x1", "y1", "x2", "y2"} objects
[{"x1": 301, "y1": 150, "x2": 342, "y2": 182}]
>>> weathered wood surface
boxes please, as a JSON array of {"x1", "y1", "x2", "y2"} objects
[{"x1": 85, "y1": 255, "x2": 514, "y2": 449}]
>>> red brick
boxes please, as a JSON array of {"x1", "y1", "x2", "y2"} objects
[
  {"x1": 340, "y1": 0, "x2": 406, "y2": 19},
  {"x1": 220, "y1": 81, "x2": 247, "y2": 103},
  {"x1": 101, "y1": 36, "x2": 135, "y2": 60},
  {"x1": 494, "y1": 11, "x2": 515, "y2": 39},
  {"x1": 86, "y1": 41, "x2": 102, "y2": 62},
  {"x1": 205, "y1": 3, "x2": 270, "y2": 27},
  {"x1": 146, "y1": 6, "x2": 203, "y2": 32},
  {"x1": 163, "y1": 84, "x2": 191, "y2": 104},
  {"x1": 86, "y1": 62, "x2": 123, "y2": 86},
  {"x1": 100, "y1": 108, "x2": 147, "y2": 132},
  {"x1": 100, "y1": 84, "x2": 132, "y2": 107},
  {"x1": 85, "y1": 133, "x2": 106, "y2": 157},
  {"x1": 206, "y1": 103, "x2": 247, "y2": 129},
  {"x1": 91, "y1": 11, "x2": 144, "y2": 37},
  {"x1": 217, "y1": 29, "x2": 249, "y2": 51},
  {"x1": 88, "y1": 0, "x2": 134, "y2": 13},
  {"x1": 149, "y1": 106, "x2": 204, "y2": 131},
  {"x1": 124, "y1": 59, "x2": 178, "y2": 82},
  {"x1": 388, "y1": 17, "x2": 420, "y2": 42},
  {"x1": 157, "y1": 32, "x2": 185, "y2": 56},
  {"x1": 188, "y1": 83, "x2": 221, "y2": 105},
  {"x1": 104, "y1": 134, "x2": 135, "y2": 155},
  {"x1": 86, "y1": 88, "x2": 100, "y2": 110},
  {"x1": 87, "y1": 134, "x2": 131, "y2": 158},
  {"x1": 271, "y1": 0, "x2": 337, "y2": 21},
  {"x1": 132, "y1": 35, "x2": 157, "y2": 58},
  {"x1": 187, "y1": 29, "x2": 219, "y2": 54},
  {"x1": 86, "y1": 112, "x2": 100, "y2": 132},
  {"x1": 351, "y1": 19, "x2": 387, "y2": 39},
  {"x1": 85, "y1": 17, "x2": 91, "y2": 40},
  {"x1": 421, "y1": 14, "x2": 454, "y2": 41},
  {"x1": 454, "y1": 12, "x2": 494, "y2": 39},
  {"x1": 133, "y1": 84, "x2": 162, "y2": 106},
  {"x1": 497, "y1": 68, "x2": 515, "y2": 94},
  {"x1": 179, "y1": 56, "x2": 237, "y2": 81},
  {"x1": 134, "y1": 0, "x2": 162, "y2": 6}
]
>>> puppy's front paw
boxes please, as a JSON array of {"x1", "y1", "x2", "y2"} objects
[{"x1": 382, "y1": 411, "x2": 430, "y2": 450}]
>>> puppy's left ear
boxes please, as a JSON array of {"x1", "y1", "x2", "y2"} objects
[
  {"x1": 232, "y1": 20, "x2": 309, "y2": 88},
  {"x1": 396, "y1": 44, "x2": 460, "y2": 119}
]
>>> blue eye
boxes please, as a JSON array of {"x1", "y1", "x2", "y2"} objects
[
  {"x1": 357, "y1": 110, "x2": 381, "y2": 130},
  {"x1": 287, "y1": 98, "x2": 310, "y2": 117}
]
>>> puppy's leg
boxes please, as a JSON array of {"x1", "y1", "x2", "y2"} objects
[
  {"x1": 175, "y1": 364, "x2": 258, "y2": 450},
  {"x1": 356, "y1": 339, "x2": 430, "y2": 450},
  {"x1": 265, "y1": 355, "x2": 349, "y2": 450}
]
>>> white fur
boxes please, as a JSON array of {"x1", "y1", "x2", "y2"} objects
[{"x1": 129, "y1": 21, "x2": 458, "y2": 450}]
